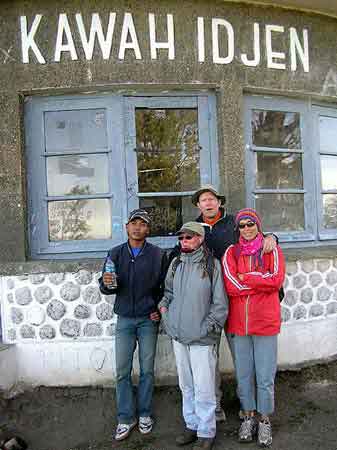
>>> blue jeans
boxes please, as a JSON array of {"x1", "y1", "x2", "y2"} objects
[
  {"x1": 115, "y1": 316, "x2": 158, "y2": 424},
  {"x1": 233, "y1": 335, "x2": 278, "y2": 416}
]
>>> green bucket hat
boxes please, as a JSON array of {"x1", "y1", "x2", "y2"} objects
[{"x1": 192, "y1": 184, "x2": 226, "y2": 206}]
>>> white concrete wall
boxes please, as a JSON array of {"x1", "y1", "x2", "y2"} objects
[
  {"x1": 1, "y1": 258, "x2": 337, "y2": 388},
  {"x1": 0, "y1": 316, "x2": 335, "y2": 387}
]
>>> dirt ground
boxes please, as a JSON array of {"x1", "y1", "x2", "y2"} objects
[{"x1": 1, "y1": 361, "x2": 337, "y2": 450}]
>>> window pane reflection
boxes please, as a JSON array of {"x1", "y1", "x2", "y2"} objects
[
  {"x1": 47, "y1": 154, "x2": 109, "y2": 196},
  {"x1": 45, "y1": 109, "x2": 108, "y2": 152},
  {"x1": 136, "y1": 109, "x2": 200, "y2": 192},
  {"x1": 322, "y1": 194, "x2": 337, "y2": 229},
  {"x1": 252, "y1": 110, "x2": 301, "y2": 149},
  {"x1": 255, "y1": 193, "x2": 305, "y2": 231},
  {"x1": 320, "y1": 155, "x2": 337, "y2": 190},
  {"x1": 48, "y1": 199, "x2": 111, "y2": 241},
  {"x1": 319, "y1": 116, "x2": 337, "y2": 153},
  {"x1": 256, "y1": 152, "x2": 303, "y2": 189},
  {"x1": 140, "y1": 196, "x2": 198, "y2": 236}
]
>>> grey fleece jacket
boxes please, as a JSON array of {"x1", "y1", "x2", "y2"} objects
[{"x1": 159, "y1": 246, "x2": 228, "y2": 346}]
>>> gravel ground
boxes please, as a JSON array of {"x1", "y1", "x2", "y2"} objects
[{"x1": 1, "y1": 361, "x2": 337, "y2": 450}]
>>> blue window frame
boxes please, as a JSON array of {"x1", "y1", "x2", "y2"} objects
[
  {"x1": 25, "y1": 92, "x2": 219, "y2": 258},
  {"x1": 244, "y1": 95, "x2": 337, "y2": 244}
]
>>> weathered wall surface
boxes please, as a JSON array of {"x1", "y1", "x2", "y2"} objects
[{"x1": 0, "y1": 0, "x2": 336, "y2": 265}]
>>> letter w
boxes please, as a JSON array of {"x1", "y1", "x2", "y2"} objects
[{"x1": 76, "y1": 13, "x2": 116, "y2": 60}]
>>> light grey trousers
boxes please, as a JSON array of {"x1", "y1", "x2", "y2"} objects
[{"x1": 232, "y1": 334, "x2": 278, "y2": 416}]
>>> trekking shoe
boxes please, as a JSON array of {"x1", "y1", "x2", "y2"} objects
[
  {"x1": 114, "y1": 420, "x2": 137, "y2": 441},
  {"x1": 238, "y1": 415, "x2": 257, "y2": 442},
  {"x1": 215, "y1": 405, "x2": 227, "y2": 422},
  {"x1": 192, "y1": 437, "x2": 214, "y2": 450},
  {"x1": 258, "y1": 419, "x2": 272, "y2": 447},
  {"x1": 176, "y1": 428, "x2": 198, "y2": 446},
  {"x1": 139, "y1": 416, "x2": 154, "y2": 434}
]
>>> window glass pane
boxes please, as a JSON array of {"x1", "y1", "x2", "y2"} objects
[
  {"x1": 136, "y1": 109, "x2": 200, "y2": 192},
  {"x1": 256, "y1": 152, "x2": 303, "y2": 189},
  {"x1": 252, "y1": 110, "x2": 301, "y2": 149},
  {"x1": 44, "y1": 109, "x2": 107, "y2": 152},
  {"x1": 320, "y1": 155, "x2": 337, "y2": 190},
  {"x1": 47, "y1": 154, "x2": 109, "y2": 196},
  {"x1": 140, "y1": 196, "x2": 198, "y2": 236},
  {"x1": 322, "y1": 194, "x2": 337, "y2": 229},
  {"x1": 255, "y1": 193, "x2": 305, "y2": 231},
  {"x1": 48, "y1": 199, "x2": 111, "y2": 241},
  {"x1": 319, "y1": 116, "x2": 337, "y2": 153}
]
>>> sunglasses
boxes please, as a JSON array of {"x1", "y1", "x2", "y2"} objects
[
  {"x1": 178, "y1": 235, "x2": 194, "y2": 241},
  {"x1": 238, "y1": 222, "x2": 256, "y2": 229}
]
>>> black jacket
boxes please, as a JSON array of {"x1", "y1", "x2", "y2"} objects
[
  {"x1": 196, "y1": 209, "x2": 237, "y2": 260},
  {"x1": 99, "y1": 241, "x2": 168, "y2": 318},
  {"x1": 169, "y1": 209, "x2": 237, "y2": 263}
]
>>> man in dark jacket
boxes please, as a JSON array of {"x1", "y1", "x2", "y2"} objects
[{"x1": 99, "y1": 209, "x2": 167, "y2": 442}]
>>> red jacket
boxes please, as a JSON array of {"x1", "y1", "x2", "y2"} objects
[{"x1": 221, "y1": 244, "x2": 285, "y2": 336}]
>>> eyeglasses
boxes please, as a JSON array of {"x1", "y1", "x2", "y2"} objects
[
  {"x1": 178, "y1": 235, "x2": 194, "y2": 241},
  {"x1": 238, "y1": 222, "x2": 256, "y2": 229}
]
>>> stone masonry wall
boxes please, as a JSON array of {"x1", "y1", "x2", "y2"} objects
[
  {"x1": 1, "y1": 270, "x2": 115, "y2": 343},
  {"x1": 1, "y1": 259, "x2": 337, "y2": 343}
]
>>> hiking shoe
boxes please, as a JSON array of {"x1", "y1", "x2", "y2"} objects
[
  {"x1": 114, "y1": 420, "x2": 137, "y2": 441},
  {"x1": 176, "y1": 428, "x2": 198, "y2": 446},
  {"x1": 258, "y1": 420, "x2": 272, "y2": 447},
  {"x1": 139, "y1": 416, "x2": 154, "y2": 434},
  {"x1": 192, "y1": 437, "x2": 215, "y2": 450},
  {"x1": 238, "y1": 416, "x2": 257, "y2": 442},
  {"x1": 215, "y1": 405, "x2": 226, "y2": 422}
]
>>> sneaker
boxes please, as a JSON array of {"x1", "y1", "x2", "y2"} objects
[
  {"x1": 258, "y1": 420, "x2": 272, "y2": 447},
  {"x1": 215, "y1": 405, "x2": 226, "y2": 422},
  {"x1": 238, "y1": 415, "x2": 257, "y2": 442},
  {"x1": 176, "y1": 428, "x2": 198, "y2": 446},
  {"x1": 114, "y1": 420, "x2": 137, "y2": 441},
  {"x1": 139, "y1": 416, "x2": 154, "y2": 434},
  {"x1": 192, "y1": 437, "x2": 214, "y2": 450}
]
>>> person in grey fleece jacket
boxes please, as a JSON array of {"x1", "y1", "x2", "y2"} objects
[{"x1": 158, "y1": 222, "x2": 228, "y2": 450}]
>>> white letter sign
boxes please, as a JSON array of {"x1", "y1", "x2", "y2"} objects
[
  {"x1": 149, "y1": 13, "x2": 175, "y2": 60},
  {"x1": 54, "y1": 14, "x2": 78, "y2": 62},
  {"x1": 20, "y1": 15, "x2": 46, "y2": 64}
]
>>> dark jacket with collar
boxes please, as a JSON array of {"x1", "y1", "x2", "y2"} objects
[
  {"x1": 196, "y1": 209, "x2": 237, "y2": 260},
  {"x1": 99, "y1": 241, "x2": 168, "y2": 318}
]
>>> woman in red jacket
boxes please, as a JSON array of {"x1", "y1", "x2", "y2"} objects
[{"x1": 222, "y1": 208, "x2": 285, "y2": 448}]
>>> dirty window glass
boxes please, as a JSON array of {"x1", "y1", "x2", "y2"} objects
[
  {"x1": 135, "y1": 109, "x2": 200, "y2": 192},
  {"x1": 46, "y1": 154, "x2": 109, "y2": 196},
  {"x1": 48, "y1": 199, "x2": 111, "y2": 241},
  {"x1": 140, "y1": 196, "x2": 197, "y2": 236},
  {"x1": 322, "y1": 194, "x2": 337, "y2": 229},
  {"x1": 256, "y1": 152, "x2": 303, "y2": 189},
  {"x1": 44, "y1": 109, "x2": 108, "y2": 152},
  {"x1": 252, "y1": 110, "x2": 301, "y2": 149},
  {"x1": 255, "y1": 193, "x2": 305, "y2": 232}
]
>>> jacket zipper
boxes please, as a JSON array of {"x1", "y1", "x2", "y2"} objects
[
  {"x1": 245, "y1": 255, "x2": 252, "y2": 335},
  {"x1": 127, "y1": 241, "x2": 147, "y2": 317}
]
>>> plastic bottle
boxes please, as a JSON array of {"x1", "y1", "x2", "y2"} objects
[{"x1": 105, "y1": 256, "x2": 117, "y2": 289}]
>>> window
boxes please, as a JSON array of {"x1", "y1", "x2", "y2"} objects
[
  {"x1": 124, "y1": 96, "x2": 218, "y2": 247},
  {"x1": 313, "y1": 106, "x2": 337, "y2": 239},
  {"x1": 25, "y1": 92, "x2": 219, "y2": 258},
  {"x1": 244, "y1": 95, "x2": 337, "y2": 244}
]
